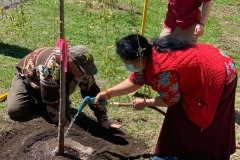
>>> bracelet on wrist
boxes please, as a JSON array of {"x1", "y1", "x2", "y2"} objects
[
  {"x1": 199, "y1": 22, "x2": 205, "y2": 27},
  {"x1": 103, "y1": 90, "x2": 111, "y2": 99}
]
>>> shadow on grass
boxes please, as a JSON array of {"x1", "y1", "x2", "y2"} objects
[{"x1": 0, "y1": 42, "x2": 32, "y2": 59}]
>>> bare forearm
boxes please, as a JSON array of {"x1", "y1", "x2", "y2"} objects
[
  {"x1": 201, "y1": 1, "x2": 211, "y2": 25},
  {"x1": 108, "y1": 79, "x2": 141, "y2": 97}
]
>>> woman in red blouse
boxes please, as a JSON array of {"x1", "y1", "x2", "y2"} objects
[{"x1": 96, "y1": 34, "x2": 237, "y2": 160}]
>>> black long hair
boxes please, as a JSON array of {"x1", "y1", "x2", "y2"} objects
[
  {"x1": 115, "y1": 34, "x2": 196, "y2": 61},
  {"x1": 151, "y1": 36, "x2": 196, "y2": 52},
  {"x1": 115, "y1": 34, "x2": 152, "y2": 61}
]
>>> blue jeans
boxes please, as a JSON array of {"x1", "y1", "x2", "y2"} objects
[{"x1": 152, "y1": 155, "x2": 182, "y2": 160}]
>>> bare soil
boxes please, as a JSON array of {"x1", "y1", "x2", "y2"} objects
[{"x1": 0, "y1": 113, "x2": 151, "y2": 160}]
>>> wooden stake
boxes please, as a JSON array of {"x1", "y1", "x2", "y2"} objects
[{"x1": 58, "y1": 0, "x2": 66, "y2": 155}]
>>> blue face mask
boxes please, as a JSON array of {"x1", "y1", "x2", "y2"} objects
[{"x1": 125, "y1": 63, "x2": 139, "y2": 72}]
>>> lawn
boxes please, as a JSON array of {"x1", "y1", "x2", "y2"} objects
[{"x1": 0, "y1": 0, "x2": 240, "y2": 157}]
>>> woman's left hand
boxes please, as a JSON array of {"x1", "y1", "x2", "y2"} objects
[
  {"x1": 132, "y1": 98, "x2": 146, "y2": 110},
  {"x1": 194, "y1": 24, "x2": 205, "y2": 37}
]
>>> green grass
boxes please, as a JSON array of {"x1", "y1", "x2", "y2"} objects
[{"x1": 0, "y1": 0, "x2": 240, "y2": 154}]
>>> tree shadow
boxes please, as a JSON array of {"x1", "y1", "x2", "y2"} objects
[
  {"x1": 72, "y1": 112, "x2": 129, "y2": 146},
  {"x1": 0, "y1": 42, "x2": 32, "y2": 59}
]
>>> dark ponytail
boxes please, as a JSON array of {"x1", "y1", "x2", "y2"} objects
[
  {"x1": 115, "y1": 34, "x2": 196, "y2": 61},
  {"x1": 151, "y1": 36, "x2": 196, "y2": 53}
]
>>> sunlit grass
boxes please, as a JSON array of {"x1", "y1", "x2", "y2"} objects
[{"x1": 0, "y1": 0, "x2": 240, "y2": 155}]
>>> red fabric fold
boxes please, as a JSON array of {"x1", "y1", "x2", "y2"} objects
[{"x1": 57, "y1": 38, "x2": 69, "y2": 72}]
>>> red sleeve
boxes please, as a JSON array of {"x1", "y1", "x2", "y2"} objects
[
  {"x1": 151, "y1": 71, "x2": 180, "y2": 106},
  {"x1": 129, "y1": 72, "x2": 145, "y2": 86}
]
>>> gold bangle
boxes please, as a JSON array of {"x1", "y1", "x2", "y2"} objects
[{"x1": 104, "y1": 90, "x2": 111, "y2": 99}]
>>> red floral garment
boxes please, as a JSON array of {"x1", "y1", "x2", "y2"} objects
[
  {"x1": 220, "y1": 50, "x2": 237, "y2": 85},
  {"x1": 129, "y1": 71, "x2": 180, "y2": 106},
  {"x1": 129, "y1": 50, "x2": 237, "y2": 106}
]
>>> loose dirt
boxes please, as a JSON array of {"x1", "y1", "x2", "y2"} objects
[
  {"x1": 0, "y1": 114, "x2": 151, "y2": 160},
  {"x1": 0, "y1": 109, "x2": 240, "y2": 160}
]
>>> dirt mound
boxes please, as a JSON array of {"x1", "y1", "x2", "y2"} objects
[{"x1": 0, "y1": 116, "x2": 151, "y2": 160}]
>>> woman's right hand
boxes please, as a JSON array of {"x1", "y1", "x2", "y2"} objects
[{"x1": 95, "y1": 90, "x2": 109, "y2": 102}]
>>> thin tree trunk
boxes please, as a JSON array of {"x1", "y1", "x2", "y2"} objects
[{"x1": 58, "y1": 0, "x2": 66, "y2": 155}]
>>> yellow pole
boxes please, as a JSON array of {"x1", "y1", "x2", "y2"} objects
[
  {"x1": 0, "y1": 92, "x2": 8, "y2": 101},
  {"x1": 140, "y1": 0, "x2": 148, "y2": 36}
]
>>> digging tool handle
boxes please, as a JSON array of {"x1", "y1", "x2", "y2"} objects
[
  {"x1": 147, "y1": 106, "x2": 166, "y2": 116},
  {"x1": 106, "y1": 102, "x2": 166, "y2": 116},
  {"x1": 77, "y1": 97, "x2": 166, "y2": 116},
  {"x1": 106, "y1": 102, "x2": 133, "y2": 106}
]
